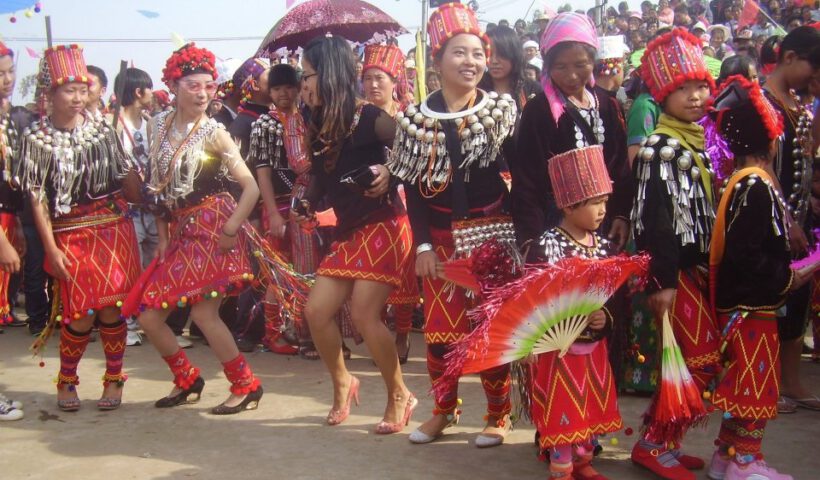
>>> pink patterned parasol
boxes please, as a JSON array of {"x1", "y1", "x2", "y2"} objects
[{"x1": 256, "y1": 0, "x2": 408, "y2": 56}]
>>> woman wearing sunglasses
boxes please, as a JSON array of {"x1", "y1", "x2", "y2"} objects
[{"x1": 131, "y1": 43, "x2": 264, "y2": 415}]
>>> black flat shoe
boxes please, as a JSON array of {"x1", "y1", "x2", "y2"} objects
[
  {"x1": 211, "y1": 386, "x2": 263, "y2": 415},
  {"x1": 155, "y1": 376, "x2": 205, "y2": 408}
]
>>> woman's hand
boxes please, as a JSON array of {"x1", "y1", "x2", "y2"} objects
[
  {"x1": 290, "y1": 209, "x2": 317, "y2": 233},
  {"x1": 47, "y1": 247, "x2": 72, "y2": 281},
  {"x1": 788, "y1": 222, "x2": 809, "y2": 256},
  {"x1": 219, "y1": 225, "x2": 239, "y2": 253},
  {"x1": 647, "y1": 288, "x2": 676, "y2": 322},
  {"x1": 364, "y1": 165, "x2": 390, "y2": 198},
  {"x1": 791, "y1": 265, "x2": 817, "y2": 291},
  {"x1": 268, "y1": 211, "x2": 287, "y2": 239},
  {"x1": 415, "y1": 250, "x2": 439, "y2": 279},
  {"x1": 587, "y1": 310, "x2": 607, "y2": 330},
  {"x1": 155, "y1": 236, "x2": 169, "y2": 262},
  {"x1": 0, "y1": 235, "x2": 21, "y2": 273},
  {"x1": 607, "y1": 217, "x2": 630, "y2": 252}
]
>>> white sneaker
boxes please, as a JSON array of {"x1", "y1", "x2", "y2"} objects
[
  {"x1": 176, "y1": 335, "x2": 193, "y2": 349},
  {"x1": 0, "y1": 403, "x2": 23, "y2": 421},
  {"x1": 0, "y1": 393, "x2": 22, "y2": 410},
  {"x1": 126, "y1": 330, "x2": 143, "y2": 346}
]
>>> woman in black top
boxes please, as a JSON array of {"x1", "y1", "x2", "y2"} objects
[{"x1": 294, "y1": 35, "x2": 416, "y2": 434}]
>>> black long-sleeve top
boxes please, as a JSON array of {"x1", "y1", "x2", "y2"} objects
[
  {"x1": 305, "y1": 104, "x2": 401, "y2": 238},
  {"x1": 403, "y1": 92, "x2": 508, "y2": 246},
  {"x1": 511, "y1": 86, "x2": 631, "y2": 249},
  {"x1": 716, "y1": 175, "x2": 793, "y2": 312},
  {"x1": 631, "y1": 133, "x2": 714, "y2": 291}
]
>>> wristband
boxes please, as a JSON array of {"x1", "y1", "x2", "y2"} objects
[{"x1": 416, "y1": 243, "x2": 433, "y2": 255}]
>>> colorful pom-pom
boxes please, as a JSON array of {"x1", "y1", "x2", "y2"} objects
[
  {"x1": 116, "y1": 300, "x2": 123, "y2": 308},
  {"x1": 161, "y1": 302, "x2": 169, "y2": 309},
  {"x1": 703, "y1": 391, "x2": 712, "y2": 400},
  {"x1": 39, "y1": 361, "x2": 45, "y2": 367},
  {"x1": 727, "y1": 446, "x2": 736, "y2": 456},
  {"x1": 610, "y1": 437, "x2": 619, "y2": 446},
  {"x1": 637, "y1": 354, "x2": 646, "y2": 364},
  {"x1": 625, "y1": 427, "x2": 634, "y2": 436}
]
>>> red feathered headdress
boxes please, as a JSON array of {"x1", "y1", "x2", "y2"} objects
[
  {"x1": 162, "y1": 43, "x2": 217, "y2": 89},
  {"x1": 639, "y1": 28, "x2": 715, "y2": 103},
  {"x1": 711, "y1": 74, "x2": 783, "y2": 156}
]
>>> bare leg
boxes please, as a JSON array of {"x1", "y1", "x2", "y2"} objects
[
  {"x1": 349, "y1": 280, "x2": 411, "y2": 425},
  {"x1": 303, "y1": 276, "x2": 354, "y2": 412},
  {"x1": 781, "y1": 337, "x2": 814, "y2": 398},
  {"x1": 137, "y1": 306, "x2": 178, "y2": 396}
]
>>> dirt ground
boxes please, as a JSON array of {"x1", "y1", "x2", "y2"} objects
[{"x1": 1, "y1": 325, "x2": 819, "y2": 480}]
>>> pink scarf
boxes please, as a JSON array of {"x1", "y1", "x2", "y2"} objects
[{"x1": 539, "y1": 12, "x2": 600, "y2": 125}]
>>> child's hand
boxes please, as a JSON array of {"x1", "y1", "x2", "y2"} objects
[{"x1": 587, "y1": 310, "x2": 607, "y2": 330}]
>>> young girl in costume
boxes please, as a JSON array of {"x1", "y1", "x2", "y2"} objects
[
  {"x1": 388, "y1": 2, "x2": 517, "y2": 447},
  {"x1": 133, "y1": 43, "x2": 264, "y2": 415},
  {"x1": 531, "y1": 145, "x2": 622, "y2": 480},
  {"x1": 23, "y1": 45, "x2": 141, "y2": 412},
  {"x1": 706, "y1": 75, "x2": 816, "y2": 480},
  {"x1": 629, "y1": 28, "x2": 720, "y2": 480}
]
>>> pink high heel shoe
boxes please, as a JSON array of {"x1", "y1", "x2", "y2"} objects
[
  {"x1": 326, "y1": 376, "x2": 360, "y2": 426},
  {"x1": 375, "y1": 393, "x2": 418, "y2": 434}
]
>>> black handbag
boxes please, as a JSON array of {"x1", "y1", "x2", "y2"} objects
[{"x1": 339, "y1": 165, "x2": 376, "y2": 194}]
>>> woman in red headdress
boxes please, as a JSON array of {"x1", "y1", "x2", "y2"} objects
[
  {"x1": 132, "y1": 43, "x2": 264, "y2": 415},
  {"x1": 388, "y1": 2, "x2": 518, "y2": 448},
  {"x1": 22, "y1": 45, "x2": 141, "y2": 412},
  {"x1": 362, "y1": 43, "x2": 419, "y2": 364}
]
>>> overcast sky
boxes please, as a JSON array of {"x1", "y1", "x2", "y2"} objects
[{"x1": 2, "y1": 0, "x2": 631, "y2": 104}]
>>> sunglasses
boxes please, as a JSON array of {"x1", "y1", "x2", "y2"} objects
[{"x1": 180, "y1": 80, "x2": 218, "y2": 94}]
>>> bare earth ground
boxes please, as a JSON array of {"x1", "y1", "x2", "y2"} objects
[{"x1": 1, "y1": 326, "x2": 819, "y2": 480}]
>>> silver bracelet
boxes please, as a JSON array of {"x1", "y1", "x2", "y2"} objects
[{"x1": 416, "y1": 243, "x2": 433, "y2": 256}]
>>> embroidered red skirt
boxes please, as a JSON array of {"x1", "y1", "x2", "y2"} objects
[
  {"x1": 387, "y1": 213, "x2": 419, "y2": 305},
  {"x1": 671, "y1": 267, "x2": 721, "y2": 372},
  {"x1": 316, "y1": 214, "x2": 412, "y2": 288},
  {"x1": 0, "y1": 212, "x2": 17, "y2": 324},
  {"x1": 530, "y1": 341, "x2": 622, "y2": 449},
  {"x1": 422, "y1": 227, "x2": 472, "y2": 344},
  {"x1": 49, "y1": 196, "x2": 141, "y2": 321},
  {"x1": 136, "y1": 194, "x2": 254, "y2": 310},
  {"x1": 712, "y1": 310, "x2": 780, "y2": 420}
]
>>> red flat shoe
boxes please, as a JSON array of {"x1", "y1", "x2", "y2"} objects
[
  {"x1": 265, "y1": 332, "x2": 298, "y2": 356},
  {"x1": 375, "y1": 393, "x2": 418, "y2": 434},
  {"x1": 631, "y1": 442, "x2": 695, "y2": 480},
  {"x1": 673, "y1": 451, "x2": 705, "y2": 470},
  {"x1": 326, "y1": 376, "x2": 360, "y2": 426}
]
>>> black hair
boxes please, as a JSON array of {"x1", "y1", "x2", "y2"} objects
[
  {"x1": 302, "y1": 35, "x2": 358, "y2": 171},
  {"x1": 524, "y1": 63, "x2": 541, "y2": 77},
  {"x1": 778, "y1": 26, "x2": 820, "y2": 62},
  {"x1": 810, "y1": 44, "x2": 820, "y2": 69},
  {"x1": 759, "y1": 35, "x2": 782, "y2": 65},
  {"x1": 716, "y1": 55, "x2": 757, "y2": 86},
  {"x1": 478, "y1": 26, "x2": 524, "y2": 93},
  {"x1": 268, "y1": 63, "x2": 299, "y2": 88},
  {"x1": 542, "y1": 41, "x2": 597, "y2": 72},
  {"x1": 86, "y1": 65, "x2": 108, "y2": 89},
  {"x1": 113, "y1": 67, "x2": 153, "y2": 107}
]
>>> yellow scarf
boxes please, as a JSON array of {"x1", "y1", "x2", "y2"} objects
[{"x1": 653, "y1": 113, "x2": 713, "y2": 205}]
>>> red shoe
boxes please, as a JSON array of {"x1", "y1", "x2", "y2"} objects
[
  {"x1": 573, "y1": 452, "x2": 608, "y2": 480},
  {"x1": 673, "y1": 450, "x2": 705, "y2": 470},
  {"x1": 375, "y1": 393, "x2": 418, "y2": 434},
  {"x1": 326, "y1": 375, "x2": 360, "y2": 426},
  {"x1": 631, "y1": 442, "x2": 696, "y2": 480},
  {"x1": 264, "y1": 332, "x2": 298, "y2": 356}
]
